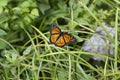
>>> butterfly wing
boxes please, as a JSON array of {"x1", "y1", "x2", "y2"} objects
[
  {"x1": 50, "y1": 25, "x2": 61, "y2": 34},
  {"x1": 63, "y1": 33, "x2": 76, "y2": 44},
  {"x1": 54, "y1": 34, "x2": 66, "y2": 47},
  {"x1": 50, "y1": 34, "x2": 60, "y2": 44},
  {"x1": 53, "y1": 33, "x2": 76, "y2": 47},
  {"x1": 50, "y1": 25, "x2": 61, "y2": 44},
  {"x1": 50, "y1": 25, "x2": 76, "y2": 47}
]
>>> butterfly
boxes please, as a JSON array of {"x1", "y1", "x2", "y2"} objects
[{"x1": 50, "y1": 25, "x2": 76, "y2": 47}]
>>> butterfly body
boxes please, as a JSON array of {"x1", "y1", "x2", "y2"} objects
[{"x1": 50, "y1": 25, "x2": 76, "y2": 47}]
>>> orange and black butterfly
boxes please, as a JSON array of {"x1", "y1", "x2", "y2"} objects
[{"x1": 50, "y1": 25, "x2": 77, "y2": 47}]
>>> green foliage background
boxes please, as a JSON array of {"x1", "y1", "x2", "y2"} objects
[{"x1": 0, "y1": 0, "x2": 120, "y2": 80}]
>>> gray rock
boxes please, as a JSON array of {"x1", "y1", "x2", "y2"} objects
[{"x1": 82, "y1": 23, "x2": 115, "y2": 61}]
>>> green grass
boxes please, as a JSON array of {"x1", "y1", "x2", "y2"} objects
[{"x1": 0, "y1": 0, "x2": 120, "y2": 80}]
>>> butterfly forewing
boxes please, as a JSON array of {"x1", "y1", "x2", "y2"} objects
[
  {"x1": 50, "y1": 25, "x2": 61, "y2": 44},
  {"x1": 50, "y1": 25, "x2": 61, "y2": 34}
]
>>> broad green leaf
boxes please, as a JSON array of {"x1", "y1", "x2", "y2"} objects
[
  {"x1": 0, "y1": 29, "x2": 7, "y2": 36},
  {"x1": 69, "y1": 0, "x2": 76, "y2": 7},
  {"x1": 57, "y1": 1, "x2": 67, "y2": 10},
  {"x1": 4, "y1": 50, "x2": 17, "y2": 63},
  {"x1": 21, "y1": 7, "x2": 30, "y2": 13},
  {"x1": 39, "y1": 3, "x2": 50, "y2": 14},
  {"x1": 23, "y1": 45, "x2": 32, "y2": 55},
  {"x1": 12, "y1": 53, "x2": 17, "y2": 61},
  {"x1": 0, "y1": 41, "x2": 7, "y2": 49},
  {"x1": 82, "y1": 0, "x2": 89, "y2": 5},
  {"x1": 0, "y1": 13, "x2": 8, "y2": 24},
  {"x1": 20, "y1": 0, "x2": 37, "y2": 8},
  {"x1": 31, "y1": 8, "x2": 39, "y2": 16},
  {"x1": 0, "y1": 0, "x2": 8, "y2": 7}
]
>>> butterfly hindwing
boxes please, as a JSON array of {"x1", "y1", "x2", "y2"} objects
[
  {"x1": 50, "y1": 34, "x2": 60, "y2": 44},
  {"x1": 63, "y1": 33, "x2": 76, "y2": 44},
  {"x1": 55, "y1": 34, "x2": 66, "y2": 47}
]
